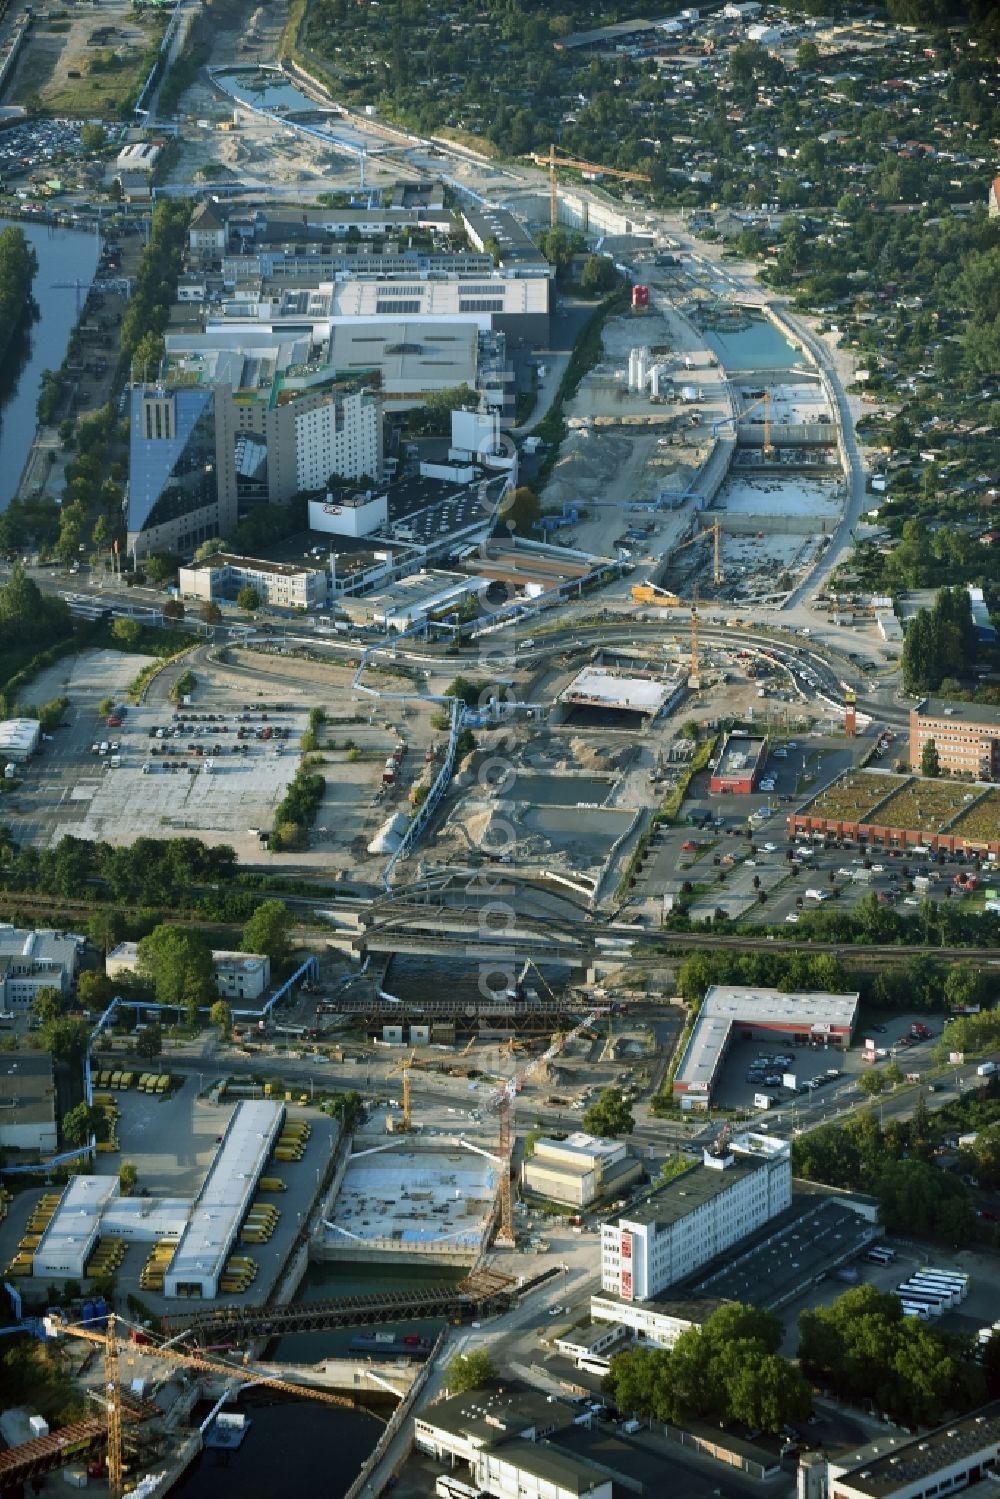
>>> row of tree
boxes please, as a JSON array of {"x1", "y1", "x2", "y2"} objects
[
  {"x1": 0, "y1": 227, "x2": 37, "y2": 365},
  {"x1": 791, "y1": 1101, "x2": 976, "y2": 1243},
  {"x1": 799, "y1": 1285, "x2": 986, "y2": 1427},
  {"x1": 606, "y1": 1303, "x2": 811, "y2": 1434},
  {"x1": 902, "y1": 586, "x2": 980, "y2": 694}
]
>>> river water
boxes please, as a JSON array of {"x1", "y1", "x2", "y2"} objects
[
  {"x1": 170, "y1": 1260, "x2": 466, "y2": 1499},
  {"x1": 0, "y1": 217, "x2": 101, "y2": 509}
]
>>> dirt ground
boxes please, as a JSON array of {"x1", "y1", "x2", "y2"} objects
[{"x1": 9, "y1": 1, "x2": 165, "y2": 116}]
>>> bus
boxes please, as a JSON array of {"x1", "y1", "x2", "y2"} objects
[
  {"x1": 909, "y1": 1276, "x2": 961, "y2": 1308},
  {"x1": 920, "y1": 1267, "x2": 969, "y2": 1298},
  {"x1": 908, "y1": 1278, "x2": 958, "y2": 1310},
  {"x1": 895, "y1": 1286, "x2": 945, "y2": 1316},
  {"x1": 435, "y1": 1477, "x2": 480, "y2": 1499},
  {"x1": 865, "y1": 1245, "x2": 896, "y2": 1265},
  {"x1": 900, "y1": 1301, "x2": 931, "y2": 1320}
]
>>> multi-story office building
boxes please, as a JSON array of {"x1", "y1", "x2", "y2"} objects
[
  {"x1": 601, "y1": 1134, "x2": 791, "y2": 1302},
  {"x1": 128, "y1": 351, "x2": 382, "y2": 560},
  {"x1": 910, "y1": 698, "x2": 1000, "y2": 780}
]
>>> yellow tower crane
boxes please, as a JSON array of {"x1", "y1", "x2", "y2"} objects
[
  {"x1": 46, "y1": 1312, "x2": 357, "y2": 1499},
  {"x1": 522, "y1": 145, "x2": 651, "y2": 229}
]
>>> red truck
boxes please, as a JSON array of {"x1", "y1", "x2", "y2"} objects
[{"x1": 910, "y1": 1022, "x2": 932, "y2": 1040}]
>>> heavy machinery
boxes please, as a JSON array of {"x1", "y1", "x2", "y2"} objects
[
  {"x1": 522, "y1": 144, "x2": 650, "y2": 229},
  {"x1": 45, "y1": 1311, "x2": 356, "y2": 1499}
]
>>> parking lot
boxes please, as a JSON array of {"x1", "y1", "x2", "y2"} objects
[
  {"x1": 7, "y1": 648, "x2": 307, "y2": 853},
  {"x1": 0, "y1": 1076, "x2": 339, "y2": 1312}
]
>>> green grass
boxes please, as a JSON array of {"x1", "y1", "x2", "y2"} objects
[{"x1": 41, "y1": 16, "x2": 166, "y2": 117}]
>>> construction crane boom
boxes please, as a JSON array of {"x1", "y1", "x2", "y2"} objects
[
  {"x1": 522, "y1": 144, "x2": 651, "y2": 228},
  {"x1": 484, "y1": 1005, "x2": 605, "y2": 1243},
  {"x1": 48, "y1": 1310, "x2": 356, "y2": 1499}
]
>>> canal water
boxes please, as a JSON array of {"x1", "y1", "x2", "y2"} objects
[
  {"x1": 0, "y1": 217, "x2": 100, "y2": 509},
  {"x1": 705, "y1": 315, "x2": 801, "y2": 371},
  {"x1": 171, "y1": 1260, "x2": 466, "y2": 1499}
]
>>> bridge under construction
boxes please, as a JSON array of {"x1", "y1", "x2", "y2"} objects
[{"x1": 162, "y1": 1267, "x2": 530, "y2": 1349}]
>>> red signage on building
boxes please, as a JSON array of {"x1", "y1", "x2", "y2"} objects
[{"x1": 621, "y1": 1231, "x2": 632, "y2": 1261}]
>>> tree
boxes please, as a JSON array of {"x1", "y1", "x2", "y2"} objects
[
  {"x1": 39, "y1": 1015, "x2": 90, "y2": 1066},
  {"x1": 858, "y1": 1069, "x2": 886, "y2": 1097},
  {"x1": 209, "y1": 1000, "x2": 232, "y2": 1037},
  {"x1": 31, "y1": 986, "x2": 63, "y2": 1027},
  {"x1": 581, "y1": 1087, "x2": 635, "y2": 1138},
  {"x1": 242, "y1": 899, "x2": 293, "y2": 965},
  {"x1": 200, "y1": 600, "x2": 223, "y2": 624},
  {"x1": 135, "y1": 1023, "x2": 162, "y2": 1062},
  {"x1": 580, "y1": 254, "x2": 618, "y2": 295},
  {"x1": 162, "y1": 598, "x2": 185, "y2": 623},
  {"x1": 193, "y1": 538, "x2": 227, "y2": 563},
  {"x1": 77, "y1": 971, "x2": 117, "y2": 1011},
  {"x1": 921, "y1": 738, "x2": 941, "y2": 777},
  {"x1": 236, "y1": 585, "x2": 261, "y2": 611},
  {"x1": 136, "y1": 925, "x2": 216, "y2": 1019},
  {"x1": 500, "y1": 485, "x2": 541, "y2": 533},
  {"x1": 62, "y1": 1102, "x2": 108, "y2": 1147},
  {"x1": 111, "y1": 617, "x2": 142, "y2": 648},
  {"x1": 144, "y1": 555, "x2": 176, "y2": 588},
  {"x1": 118, "y1": 1161, "x2": 138, "y2": 1196},
  {"x1": 81, "y1": 123, "x2": 106, "y2": 153},
  {"x1": 876, "y1": 1159, "x2": 974, "y2": 1242},
  {"x1": 446, "y1": 1349, "x2": 498, "y2": 1393}
]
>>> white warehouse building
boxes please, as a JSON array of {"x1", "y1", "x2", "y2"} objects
[
  {"x1": 601, "y1": 1133, "x2": 791, "y2": 1302},
  {"x1": 163, "y1": 1100, "x2": 284, "y2": 1298}
]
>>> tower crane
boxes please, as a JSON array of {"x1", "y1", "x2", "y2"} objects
[
  {"x1": 484, "y1": 1005, "x2": 604, "y2": 1245},
  {"x1": 713, "y1": 391, "x2": 774, "y2": 458},
  {"x1": 522, "y1": 145, "x2": 651, "y2": 229},
  {"x1": 45, "y1": 1311, "x2": 357, "y2": 1499}
]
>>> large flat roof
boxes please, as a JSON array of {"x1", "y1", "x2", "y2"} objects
[
  {"x1": 0, "y1": 1051, "x2": 56, "y2": 1128},
  {"x1": 715, "y1": 732, "x2": 767, "y2": 778},
  {"x1": 331, "y1": 279, "x2": 548, "y2": 319},
  {"x1": 614, "y1": 1153, "x2": 767, "y2": 1230},
  {"x1": 164, "y1": 1100, "x2": 282, "y2": 1290},
  {"x1": 916, "y1": 697, "x2": 1000, "y2": 730},
  {"x1": 560, "y1": 666, "x2": 671, "y2": 715},
  {"x1": 36, "y1": 1175, "x2": 119, "y2": 1265},
  {"x1": 674, "y1": 985, "x2": 859, "y2": 1096},
  {"x1": 832, "y1": 1401, "x2": 1000, "y2": 1498},
  {"x1": 328, "y1": 321, "x2": 479, "y2": 392}
]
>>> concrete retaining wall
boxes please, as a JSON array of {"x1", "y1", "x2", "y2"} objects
[{"x1": 342, "y1": 1328, "x2": 448, "y2": 1499}]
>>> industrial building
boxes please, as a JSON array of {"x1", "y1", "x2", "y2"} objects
[
  {"x1": 0, "y1": 717, "x2": 40, "y2": 762},
  {"x1": 672, "y1": 985, "x2": 859, "y2": 1110},
  {"x1": 415, "y1": 1389, "x2": 614, "y2": 1499},
  {"x1": 328, "y1": 276, "x2": 551, "y2": 345},
  {"x1": 327, "y1": 320, "x2": 485, "y2": 412},
  {"x1": 105, "y1": 942, "x2": 270, "y2": 1002},
  {"x1": 32, "y1": 1176, "x2": 125, "y2": 1279},
  {"x1": 709, "y1": 732, "x2": 768, "y2": 794},
  {"x1": 460, "y1": 206, "x2": 553, "y2": 278},
  {"x1": 600, "y1": 1134, "x2": 792, "y2": 1301},
  {"x1": 337, "y1": 570, "x2": 479, "y2": 632},
  {"x1": 163, "y1": 1100, "x2": 284, "y2": 1298},
  {"x1": 308, "y1": 492, "x2": 388, "y2": 540},
  {"x1": 178, "y1": 552, "x2": 329, "y2": 611},
  {"x1": 825, "y1": 1400, "x2": 1000, "y2": 1499},
  {"x1": 0, "y1": 925, "x2": 83, "y2": 1010},
  {"x1": 521, "y1": 1132, "x2": 643, "y2": 1209},
  {"x1": 589, "y1": 1293, "x2": 722, "y2": 1350},
  {"x1": 0, "y1": 1051, "x2": 57, "y2": 1153},
  {"x1": 910, "y1": 698, "x2": 1000, "y2": 782}
]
